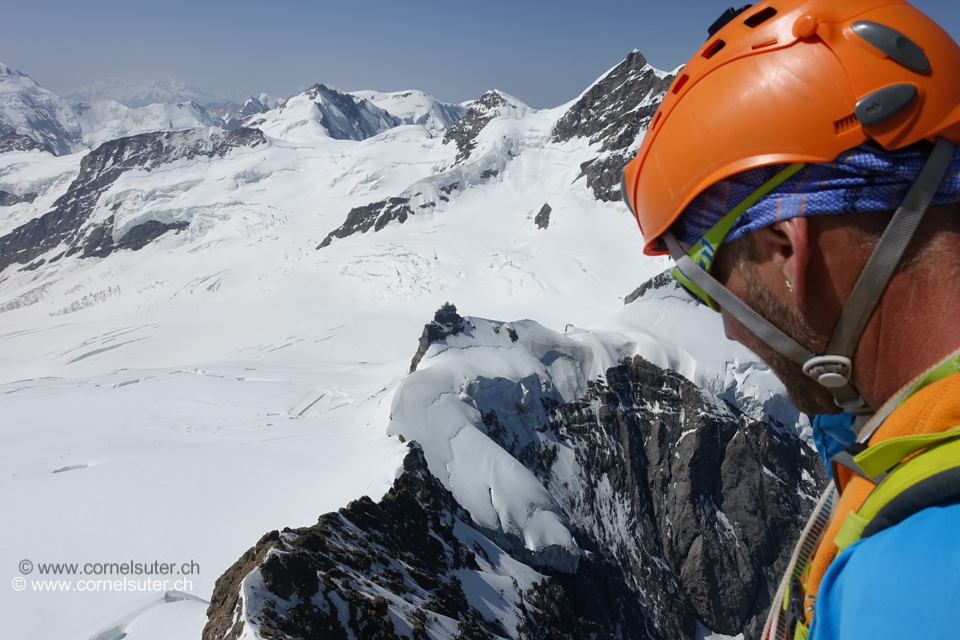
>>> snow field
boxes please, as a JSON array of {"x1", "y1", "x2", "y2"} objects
[{"x1": 1, "y1": 69, "x2": 793, "y2": 639}]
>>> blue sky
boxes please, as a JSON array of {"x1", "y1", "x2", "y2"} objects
[{"x1": 3, "y1": 0, "x2": 959, "y2": 108}]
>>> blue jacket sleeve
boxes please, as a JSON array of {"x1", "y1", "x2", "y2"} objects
[{"x1": 808, "y1": 503, "x2": 960, "y2": 639}]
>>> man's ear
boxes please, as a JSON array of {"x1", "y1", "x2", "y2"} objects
[{"x1": 753, "y1": 217, "x2": 809, "y2": 300}]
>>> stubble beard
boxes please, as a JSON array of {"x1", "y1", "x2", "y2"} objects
[{"x1": 737, "y1": 269, "x2": 842, "y2": 416}]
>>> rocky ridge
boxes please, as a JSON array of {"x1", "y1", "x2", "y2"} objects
[
  {"x1": 624, "y1": 269, "x2": 676, "y2": 305},
  {"x1": 316, "y1": 197, "x2": 416, "y2": 250},
  {"x1": 204, "y1": 298, "x2": 825, "y2": 640},
  {"x1": 409, "y1": 303, "x2": 466, "y2": 373},
  {"x1": 0, "y1": 127, "x2": 266, "y2": 273},
  {"x1": 552, "y1": 51, "x2": 677, "y2": 201}
]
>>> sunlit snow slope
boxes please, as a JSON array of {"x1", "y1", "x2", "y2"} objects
[{"x1": 0, "y1": 52, "x2": 800, "y2": 640}]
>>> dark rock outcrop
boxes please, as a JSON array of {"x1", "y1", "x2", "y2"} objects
[
  {"x1": 534, "y1": 204, "x2": 551, "y2": 230},
  {"x1": 0, "y1": 190, "x2": 39, "y2": 206},
  {"x1": 204, "y1": 443, "x2": 663, "y2": 640},
  {"x1": 442, "y1": 91, "x2": 509, "y2": 165},
  {"x1": 0, "y1": 132, "x2": 51, "y2": 154},
  {"x1": 202, "y1": 444, "x2": 494, "y2": 640},
  {"x1": 317, "y1": 197, "x2": 415, "y2": 249},
  {"x1": 553, "y1": 51, "x2": 677, "y2": 202},
  {"x1": 624, "y1": 269, "x2": 676, "y2": 305},
  {"x1": 0, "y1": 127, "x2": 266, "y2": 273},
  {"x1": 409, "y1": 303, "x2": 465, "y2": 373}
]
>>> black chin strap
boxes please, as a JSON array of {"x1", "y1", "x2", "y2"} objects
[{"x1": 665, "y1": 138, "x2": 955, "y2": 415}]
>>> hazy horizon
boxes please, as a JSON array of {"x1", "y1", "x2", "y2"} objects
[{"x1": 3, "y1": 0, "x2": 959, "y2": 109}]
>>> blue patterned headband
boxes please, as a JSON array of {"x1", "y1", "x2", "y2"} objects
[{"x1": 671, "y1": 143, "x2": 960, "y2": 245}]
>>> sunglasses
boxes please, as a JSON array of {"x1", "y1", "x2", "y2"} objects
[{"x1": 623, "y1": 162, "x2": 806, "y2": 311}]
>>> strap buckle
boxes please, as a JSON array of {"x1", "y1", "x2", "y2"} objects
[{"x1": 803, "y1": 355, "x2": 853, "y2": 388}]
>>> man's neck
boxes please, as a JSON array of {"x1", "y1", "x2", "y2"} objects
[{"x1": 853, "y1": 265, "x2": 960, "y2": 409}]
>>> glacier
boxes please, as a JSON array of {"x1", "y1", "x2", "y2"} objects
[{"x1": 0, "y1": 51, "x2": 821, "y2": 640}]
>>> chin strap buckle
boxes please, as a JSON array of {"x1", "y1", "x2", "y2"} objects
[
  {"x1": 803, "y1": 355, "x2": 853, "y2": 388},
  {"x1": 804, "y1": 355, "x2": 872, "y2": 415}
]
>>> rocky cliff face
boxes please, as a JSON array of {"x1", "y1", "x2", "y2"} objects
[
  {"x1": 553, "y1": 51, "x2": 677, "y2": 202},
  {"x1": 0, "y1": 127, "x2": 266, "y2": 272},
  {"x1": 204, "y1": 299, "x2": 825, "y2": 640},
  {"x1": 530, "y1": 358, "x2": 821, "y2": 638},
  {"x1": 306, "y1": 84, "x2": 401, "y2": 141}
]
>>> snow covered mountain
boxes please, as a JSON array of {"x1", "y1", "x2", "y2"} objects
[
  {"x1": 0, "y1": 63, "x2": 83, "y2": 155},
  {"x1": 71, "y1": 99, "x2": 226, "y2": 148},
  {"x1": 0, "y1": 51, "x2": 822, "y2": 640},
  {"x1": 64, "y1": 76, "x2": 245, "y2": 109},
  {"x1": 350, "y1": 90, "x2": 469, "y2": 137},
  {"x1": 239, "y1": 83, "x2": 403, "y2": 142},
  {"x1": 0, "y1": 64, "x2": 274, "y2": 154},
  {"x1": 205, "y1": 95, "x2": 282, "y2": 130}
]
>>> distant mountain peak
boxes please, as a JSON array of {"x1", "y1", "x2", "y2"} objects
[
  {"x1": 0, "y1": 63, "x2": 25, "y2": 78},
  {"x1": 239, "y1": 83, "x2": 401, "y2": 143},
  {"x1": 348, "y1": 89, "x2": 468, "y2": 137},
  {"x1": 442, "y1": 89, "x2": 528, "y2": 165},
  {"x1": 63, "y1": 76, "x2": 249, "y2": 109},
  {"x1": 0, "y1": 62, "x2": 83, "y2": 155}
]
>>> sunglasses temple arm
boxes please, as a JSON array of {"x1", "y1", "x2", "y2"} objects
[{"x1": 663, "y1": 232, "x2": 816, "y2": 365}]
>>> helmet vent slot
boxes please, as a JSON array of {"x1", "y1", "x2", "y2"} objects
[
  {"x1": 650, "y1": 111, "x2": 662, "y2": 130},
  {"x1": 672, "y1": 74, "x2": 691, "y2": 94},
  {"x1": 703, "y1": 39, "x2": 727, "y2": 59},
  {"x1": 708, "y1": 5, "x2": 753, "y2": 38},
  {"x1": 834, "y1": 114, "x2": 861, "y2": 135},
  {"x1": 744, "y1": 7, "x2": 777, "y2": 28},
  {"x1": 752, "y1": 39, "x2": 779, "y2": 50}
]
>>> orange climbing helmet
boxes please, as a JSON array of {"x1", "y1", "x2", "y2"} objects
[{"x1": 622, "y1": 0, "x2": 960, "y2": 255}]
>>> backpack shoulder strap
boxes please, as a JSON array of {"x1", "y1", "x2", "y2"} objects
[{"x1": 834, "y1": 433, "x2": 960, "y2": 550}]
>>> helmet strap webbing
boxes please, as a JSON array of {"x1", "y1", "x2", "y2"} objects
[
  {"x1": 665, "y1": 233, "x2": 816, "y2": 363},
  {"x1": 824, "y1": 138, "x2": 954, "y2": 359},
  {"x1": 664, "y1": 137, "x2": 955, "y2": 415}
]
